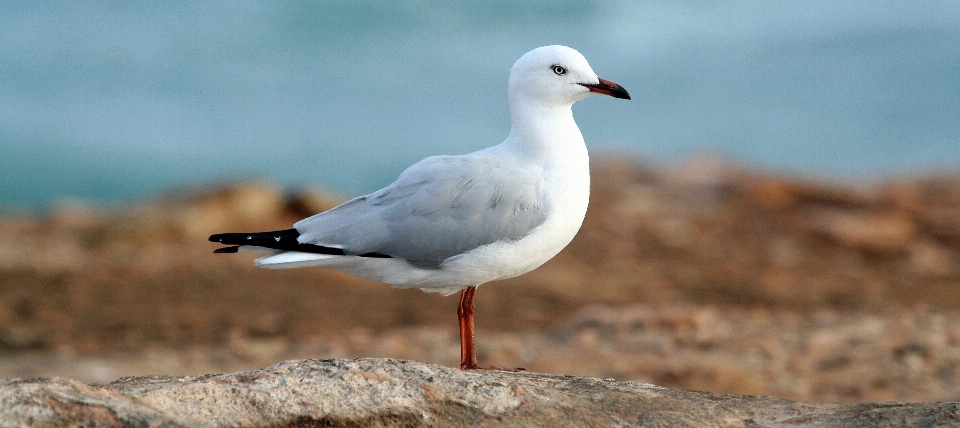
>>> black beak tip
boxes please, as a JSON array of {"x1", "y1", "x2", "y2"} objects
[{"x1": 616, "y1": 88, "x2": 632, "y2": 100}]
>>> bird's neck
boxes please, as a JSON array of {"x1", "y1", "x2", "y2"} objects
[{"x1": 505, "y1": 101, "x2": 584, "y2": 159}]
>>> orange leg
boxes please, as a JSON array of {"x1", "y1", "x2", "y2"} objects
[{"x1": 458, "y1": 286, "x2": 524, "y2": 371}]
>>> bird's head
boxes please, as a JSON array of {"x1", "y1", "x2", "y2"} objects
[{"x1": 508, "y1": 45, "x2": 630, "y2": 107}]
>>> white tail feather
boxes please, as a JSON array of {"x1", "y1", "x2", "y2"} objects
[
  {"x1": 255, "y1": 251, "x2": 336, "y2": 269},
  {"x1": 237, "y1": 245, "x2": 283, "y2": 253}
]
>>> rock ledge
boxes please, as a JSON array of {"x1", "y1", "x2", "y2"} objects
[{"x1": 1, "y1": 358, "x2": 957, "y2": 427}]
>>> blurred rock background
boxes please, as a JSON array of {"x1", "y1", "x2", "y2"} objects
[{"x1": 2, "y1": 157, "x2": 960, "y2": 403}]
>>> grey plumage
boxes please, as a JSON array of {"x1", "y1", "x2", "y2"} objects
[{"x1": 294, "y1": 153, "x2": 547, "y2": 267}]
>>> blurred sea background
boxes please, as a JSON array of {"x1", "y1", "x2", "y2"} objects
[{"x1": 2, "y1": 1, "x2": 959, "y2": 210}]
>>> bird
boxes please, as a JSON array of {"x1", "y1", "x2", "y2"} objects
[{"x1": 210, "y1": 45, "x2": 630, "y2": 370}]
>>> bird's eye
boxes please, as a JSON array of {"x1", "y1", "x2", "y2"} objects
[{"x1": 551, "y1": 65, "x2": 567, "y2": 76}]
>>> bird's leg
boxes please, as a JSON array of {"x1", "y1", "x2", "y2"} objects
[
  {"x1": 458, "y1": 287, "x2": 478, "y2": 369},
  {"x1": 458, "y1": 286, "x2": 524, "y2": 371}
]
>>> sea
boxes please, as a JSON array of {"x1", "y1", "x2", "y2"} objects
[{"x1": 2, "y1": 1, "x2": 959, "y2": 210}]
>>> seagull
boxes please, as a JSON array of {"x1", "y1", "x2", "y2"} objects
[{"x1": 210, "y1": 45, "x2": 630, "y2": 370}]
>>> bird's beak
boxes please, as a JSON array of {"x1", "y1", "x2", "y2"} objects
[{"x1": 579, "y1": 78, "x2": 631, "y2": 100}]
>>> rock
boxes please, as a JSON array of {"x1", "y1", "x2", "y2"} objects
[
  {"x1": 920, "y1": 206, "x2": 960, "y2": 243},
  {"x1": 1, "y1": 359, "x2": 956, "y2": 427},
  {"x1": 810, "y1": 209, "x2": 917, "y2": 254},
  {"x1": 909, "y1": 240, "x2": 957, "y2": 278},
  {"x1": 48, "y1": 198, "x2": 106, "y2": 230},
  {"x1": 109, "y1": 181, "x2": 287, "y2": 241},
  {"x1": 0, "y1": 220, "x2": 89, "y2": 273}
]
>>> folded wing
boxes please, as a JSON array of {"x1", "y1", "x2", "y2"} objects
[{"x1": 294, "y1": 153, "x2": 548, "y2": 267}]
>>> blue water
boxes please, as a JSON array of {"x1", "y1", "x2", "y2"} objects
[{"x1": 2, "y1": 1, "x2": 959, "y2": 209}]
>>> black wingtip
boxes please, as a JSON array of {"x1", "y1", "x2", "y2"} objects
[{"x1": 208, "y1": 229, "x2": 393, "y2": 259}]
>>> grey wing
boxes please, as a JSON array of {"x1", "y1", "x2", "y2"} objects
[{"x1": 294, "y1": 154, "x2": 547, "y2": 267}]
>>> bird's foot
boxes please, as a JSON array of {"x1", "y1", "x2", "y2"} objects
[{"x1": 460, "y1": 363, "x2": 526, "y2": 372}]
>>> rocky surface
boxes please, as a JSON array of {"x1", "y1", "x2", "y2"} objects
[
  {"x1": 3, "y1": 358, "x2": 958, "y2": 427},
  {"x1": 2, "y1": 157, "x2": 960, "y2": 403}
]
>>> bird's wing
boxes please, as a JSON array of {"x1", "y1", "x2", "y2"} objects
[{"x1": 294, "y1": 152, "x2": 547, "y2": 267}]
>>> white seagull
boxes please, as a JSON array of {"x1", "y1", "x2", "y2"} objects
[{"x1": 211, "y1": 45, "x2": 630, "y2": 370}]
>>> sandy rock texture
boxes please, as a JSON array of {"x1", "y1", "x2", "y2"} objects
[{"x1": 3, "y1": 358, "x2": 958, "y2": 428}]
